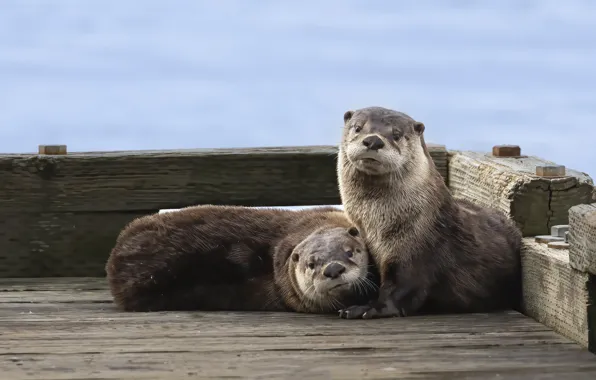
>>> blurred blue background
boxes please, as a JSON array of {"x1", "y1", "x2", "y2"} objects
[{"x1": 1, "y1": 0, "x2": 594, "y2": 176}]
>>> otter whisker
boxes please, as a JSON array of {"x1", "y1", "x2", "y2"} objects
[
  {"x1": 362, "y1": 276, "x2": 379, "y2": 291},
  {"x1": 331, "y1": 296, "x2": 344, "y2": 311},
  {"x1": 299, "y1": 284, "x2": 316, "y2": 311},
  {"x1": 353, "y1": 277, "x2": 365, "y2": 296}
]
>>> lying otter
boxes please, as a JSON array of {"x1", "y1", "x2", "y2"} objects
[
  {"x1": 336, "y1": 106, "x2": 522, "y2": 319},
  {"x1": 105, "y1": 205, "x2": 378, "y2": 313}
]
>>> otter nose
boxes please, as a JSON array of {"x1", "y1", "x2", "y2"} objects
[
  {"x1": 362, "y1": 135, "x2": 385, "y2": 151},
  {"x1": 323, "y1": 262, "x2": 346, "y2": 279}
]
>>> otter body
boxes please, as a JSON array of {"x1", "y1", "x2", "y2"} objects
[
  {"x1": 105, "y1": 205, "x2": 377, "y2": 313},
  {"x1": 336, "y1": 106, "x2": 522, "y2": 319}
]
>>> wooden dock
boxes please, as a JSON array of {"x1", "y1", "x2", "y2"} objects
[
  {"x1": 1, "y1": 144, "x2": 595, "y2": 378},
  {"x1": 2, "y1": 277, "x2": 596, "y2": 379}
]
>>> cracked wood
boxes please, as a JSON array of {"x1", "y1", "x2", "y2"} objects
[{"x1": 448, "y1": 150, "x2": 594, "y2": 236}]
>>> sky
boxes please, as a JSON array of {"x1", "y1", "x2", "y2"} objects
[{"x1": 1, "y1": 0, "x2": 595, "y2": 177}]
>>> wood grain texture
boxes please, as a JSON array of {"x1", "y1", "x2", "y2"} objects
[
  {"x1": 1, "y1": 277, "x2": 595, "y2": 380},
  {"x1": 568, "y1": 203, "x2": 596, "y2": 275},
  {"x1": 0, "y1": 145, "x2": 447, "y2": 278},
  {"x1": 520, "y1": 238, "x2": 595, "y2": 352},
  {"x1": 0, "y1": 145, "x2": 448, "y2": 213},
  {"x1": 447, "y1": 151, "x2": 594, "y2": 236},
  {"x1": 0, "y1": 211, "x2": 151, "y2": 278}
]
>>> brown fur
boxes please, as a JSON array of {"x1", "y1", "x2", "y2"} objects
[
  {"x1": 105, "y1": 205, "x2": 378, "y2": 313},
  {"x1": 336, "y1": 106, "x2": 522, "y2": 319}
]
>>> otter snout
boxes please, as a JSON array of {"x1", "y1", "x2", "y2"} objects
[
  {"x1": 362, "y1": 135, "x2": 384, "y2": 151},
  {"x1": 323, "y1": 262, "x2": 346, "y2": 279}
]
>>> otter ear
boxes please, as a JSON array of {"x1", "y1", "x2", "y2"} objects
[
  {"x1": 413, "y1": 121, "x2": 425, "y2": 135},
  {"x1": 343, "y1": 110, "x2": 354, "y2": 124},
  {"x1": 291, "y1": 253, "x2": 300, "y2": 262},
  {"x1": 348, "y1": 227, "x2": 359, "y2": 237}
]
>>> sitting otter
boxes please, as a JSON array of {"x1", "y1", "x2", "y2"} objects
[
  {"x1": 105, "y1": 205, "x2": 378, "y2": 313},
  {"x1": 336, "y1": 106, "x2": 522, "y2": 319}
]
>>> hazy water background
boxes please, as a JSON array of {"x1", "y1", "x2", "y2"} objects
[{"x1": 1, "y1": 0, "x2": 595, "y2": 178}]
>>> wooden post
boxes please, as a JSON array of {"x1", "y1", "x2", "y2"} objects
[
  {"x1": 520, "y1": 238, "x2": 595, "y2": 353},
  {"x1": 568, "y1": 203, "x2": 596, "y2": 275},
  {"x1": 448, "y1": 149, "x2": 594, "y2": 236}
]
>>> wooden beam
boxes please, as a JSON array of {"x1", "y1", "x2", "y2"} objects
[
  {"x1": 0, "y1": 144, "x2": 447, "y2": 278},
  {"x1": 0, "y1": 211, "x2": 150, "y2": 278},
  {"x1": 520, "y1": 238, "x2": 595, "y2": 353},
  {"x1": 0, "y1": 145, "x2": 448, "y2": 213},
  {"x1": 568, "y1": 203, "x2": 596, "y2": 275},
  {"x1": 447, "y1": 150, "x2": 594, "y2": 236}
]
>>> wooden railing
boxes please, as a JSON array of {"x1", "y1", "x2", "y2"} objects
[{"x1": 0, "y1": 143, "x2": 594, "y2": 353}]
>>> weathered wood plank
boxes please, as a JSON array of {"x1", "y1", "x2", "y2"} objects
[
  {"x1": 447, "y1": 151, "x2": 594, "y2": 236},
  {"x1": 0, "y1": 145, "x2": 448, "y2": 213},
  {"x1": 0, "y1": 145, "x2": 446, "y2": 278},
  {"x1": 520, "y1": 238, "x2": 596, "y2": 352},
  {"x1": 1, "y1": 329, "x2": 574, "y2": 354},
  {"x1": 4, "y1": 348, "x2": 595, "y2": 380},
  {"x1": 0, "y1": 212, "x2": 150, "y2": 278},
  {"x1": 1, "y1": 277, "x2": 595, "y2": 379},
  {"x1": 568, "y1": 203, "x2": 596, "y2": 275}
]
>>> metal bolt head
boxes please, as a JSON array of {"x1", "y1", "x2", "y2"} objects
[
  {"x1": 535, "y1": 235, "x2": 564, "y2": 244},
  {"x1": 38, "y1": 145, "x2": 67, "y2": 155},
  {"x1": 547, "y1": 241, "x2": 569, "y2": 250},
  {"x1": 550, "y1": 225, "x2": 569, "y2": 238},
  {"x1": 492, "y1": 145, "x2": 521, "y2": 157},
  {"x1": 536, "y1": 165, "x2": 565, "y2": 177}
]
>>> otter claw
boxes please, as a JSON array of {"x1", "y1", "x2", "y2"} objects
[
  {"x1": 339, "y1": 302, "x2": 408, "y2": 319},
  {"x1": 338, "y1": 305, "x2": 373, "y2": 319}
]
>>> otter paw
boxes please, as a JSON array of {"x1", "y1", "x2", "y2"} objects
[
  {"x1": 338, "y1": 305, "x2": 372, "y2": 319},
  {"x1": 367, "y1": 306, "x2": 407, "y2": 319}
]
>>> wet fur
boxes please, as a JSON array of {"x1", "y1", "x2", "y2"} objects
[
  {"x1": 105, "y1": 205, "x2": 378, "y2": 313},
  {"x1": 336, "y1": 106, "x2": 522, "y2": 318}
]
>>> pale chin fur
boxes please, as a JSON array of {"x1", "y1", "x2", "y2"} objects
[
  {"x1": 345, "y1": 141, "x2": 406, "y2": 176},
  {"x1": 296, "y1": 266, "x2": 364, "y2": 303},
  {"x1": 315, "y1": 266, "x2": 361, "y2": 294}
]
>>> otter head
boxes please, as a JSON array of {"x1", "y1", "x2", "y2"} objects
[
  {"x1": 290, "y1": 226, "x2": 371, "y2": 310},
  {"x1": 341, "y1": 106, "x2": 426, "y2": 176}
]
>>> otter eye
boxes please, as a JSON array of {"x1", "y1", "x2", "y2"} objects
[
  {"x1": 345, "y1": 250, "x2": 353, "y2": 258},
  {"x1": 393, "y1": 133, "x2": 402, "y2": 141},
  {"x1": 308, "y1": 262, "x2": 315, "y2": 269},
  {"x1": 354, "y1": 125, "x2": 362, "y2": 133}
]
